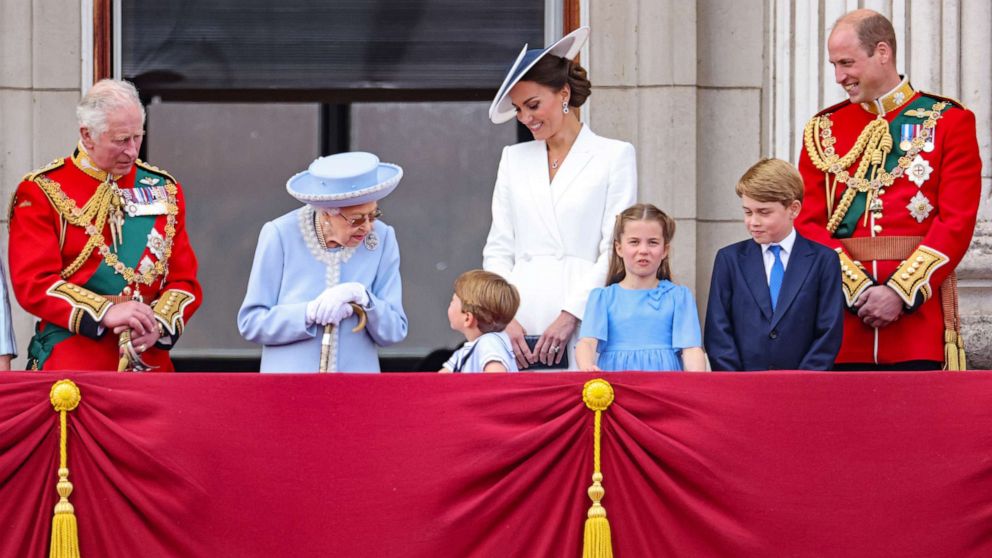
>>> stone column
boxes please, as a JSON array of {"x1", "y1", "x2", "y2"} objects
[
  {"x1": 587, "y1": 0, "x2": 701, "y2": 290},
  {"x1": 695, "y1": 0, "x2": 765, "y2": 311}
]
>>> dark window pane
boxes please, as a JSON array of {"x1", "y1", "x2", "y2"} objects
[{"x1": 122, "y1": 0, "x2": 543, "y2": 96}]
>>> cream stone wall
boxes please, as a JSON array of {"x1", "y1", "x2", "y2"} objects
[
  {"x1": 1, "y1": 0, "x2": 84, "y2": 367},
  {"x1": 1, "y1": 0, "x2": 989, "y2": 367}
]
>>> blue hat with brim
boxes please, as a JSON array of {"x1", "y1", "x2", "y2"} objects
[
  {"x1": 287, "y1": 152, "x2": 403, "y2": 209},
  {"x1": 488, "y1": 26, "x2": 590, "y2": 124}
]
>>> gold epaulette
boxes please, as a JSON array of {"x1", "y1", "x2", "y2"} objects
[
  {"x1": 11, "y1": 159, "x2": 66, "y2": 226},
  {"x1": 814, "y1": 99, "x2": 852, "y2": 118},
  {"x1": 919, "y1": 91, "x2": 966, "y2": 110},
  {"x1": 135, "y1": 160, "x2": 177, "y2": 184},
  {"x1": 21, "y1": 158, "x2": 65, "y2": 182},
  {"x1": 153, "y1": 289, "x2": 196, "y2": 336},
  {"x1": 836, "y1": 248, "x2": 872, "y2": 307},
  {"x1": 886, "y1": 245, "x2": 949, "y2": 307},
  {"x1": 47, "y1": 281, "x2": 112, "y2": 333}
]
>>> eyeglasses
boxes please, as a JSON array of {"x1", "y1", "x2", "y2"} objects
[{"x1": 336, "y1": 208, "x2": 382, "y2": 227}]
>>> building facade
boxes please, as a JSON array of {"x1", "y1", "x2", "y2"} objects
[{"x1": 2, "y1": 0, "x2": 990, "y2": 367}]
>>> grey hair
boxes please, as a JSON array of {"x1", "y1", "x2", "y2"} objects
[
  {"x1": 77, "y1": 79, "x2": 146, "y2": 137},
  {"x1": 318, "y1": 207, "x2": 341, "y2": 215}
]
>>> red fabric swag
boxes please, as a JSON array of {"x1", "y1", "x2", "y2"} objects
[{"x1": 1, "y1": 371, "x2": 991, "y2": 557}]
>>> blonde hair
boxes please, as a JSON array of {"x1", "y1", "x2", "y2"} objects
[
  {"x1": 454, "y1": 270, "x2": 520, "y2": 333},
  {"x1": 606, "y1": 203, "x2": 676, "y2": 286},
  {"x1": 735, "y1": 158, "x2": 804, "y2": 206}
]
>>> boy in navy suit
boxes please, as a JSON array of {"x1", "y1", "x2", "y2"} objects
[{"x1": 705, "y1": 158, "x2": 843, "y2": 371}]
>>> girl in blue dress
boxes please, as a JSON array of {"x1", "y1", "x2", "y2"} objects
[{"x1": 576, "y1": 204, "x2": 706, "y2": 371}]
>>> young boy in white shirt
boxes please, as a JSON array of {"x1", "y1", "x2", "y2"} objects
[{"x1": 441, "y1": 270, "x2": 519, "y2": 373}]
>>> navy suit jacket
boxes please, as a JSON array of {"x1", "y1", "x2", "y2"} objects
[{"x1": 704, "y1": 232, "x2": 843, "y2": 371}]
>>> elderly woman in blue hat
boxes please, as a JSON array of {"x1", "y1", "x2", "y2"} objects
[
  {"x1": 483, "y1": 27, "x2": 637, "y2": 370},
  {"x1": 238, "y1": 152, "x2": 408, "y2": 372}
]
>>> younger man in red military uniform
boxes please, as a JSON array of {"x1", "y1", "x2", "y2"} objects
[
  {"x1": 9, "y1": 79, "x2": 201, "y2": 371},
  {"x1": 796, "y1": 10, "x2": 981, "y2": 370}
]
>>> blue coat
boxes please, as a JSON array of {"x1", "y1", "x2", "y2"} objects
[
  {"x1": 238, "y1": 206, "x2": 407, "y2": 372},
  {"x1": 704, "y1": 232, "x2": 843, "y2": 371}
]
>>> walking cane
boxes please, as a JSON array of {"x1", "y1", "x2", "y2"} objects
[
  {"x1": 319, "y1": 303, "x2": 368, "y2": 372},
  {"x1": 117, "y1": 330, "x2": 154, "y2": 372}
]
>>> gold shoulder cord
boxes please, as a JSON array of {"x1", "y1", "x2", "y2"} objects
[
  {"x1": 32, "y1": 175, "x2": 179, "y2": 285},
  {"x1": 803, "y1": 101, "x2": 948, "y2": 234}
]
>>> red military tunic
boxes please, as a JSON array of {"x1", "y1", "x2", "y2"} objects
[
  {"x1": 9, "y1": 146, "x2": 201, "y2": 370},
  {"x1": 796, "y1": 79, "x2": 981, "y2": 366}
]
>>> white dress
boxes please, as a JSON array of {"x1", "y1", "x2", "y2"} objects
[{"x1": 482, "y1": 125, "x2": 638, "y2": 369}]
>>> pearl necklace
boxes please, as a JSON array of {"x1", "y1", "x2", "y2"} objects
[{"x1": 298, "y1": 205, "x2": 357, "y2": 373}]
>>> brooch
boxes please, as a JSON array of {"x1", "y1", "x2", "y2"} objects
[{"x1": 364, "y1": 231, "x2": 379, "y2": 251}]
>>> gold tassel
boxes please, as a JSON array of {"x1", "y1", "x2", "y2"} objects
[
  {"x1": 49, "y1": 380, "x2": 82, "y2": 558},
  {"x1": 582, "y1": 379, "x2": 615, "y2": 558},
  {"x1": 944, "y1": 330, "x2": 961, "y2": 371}
]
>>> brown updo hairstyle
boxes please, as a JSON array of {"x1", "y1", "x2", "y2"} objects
[
  {"x1": 606, "y1": 204, "x2": 677, "y2": 286},
  {"x1": 520, "y1": 55, "x2": 592, "y2": 108}
]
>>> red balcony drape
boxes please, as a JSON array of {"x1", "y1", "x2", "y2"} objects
[{"x1": 1, "y1": 371, "x2": 990, "y2": 557}]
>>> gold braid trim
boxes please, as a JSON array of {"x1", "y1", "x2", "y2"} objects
[
  {"x1": 47, "y1": 281, "x2": 111, "y2": 332},
  {"x1": 136, "y1": 160, "x2": 178, "y2": 184},
  {"x1": 886, "y1": 245, "x2": 949, "y2": 307},
  {"x1": 33, "y1": 175, "x2": 179, "y2": 286},
  {"x1": 21, "y1": 158, "x2": 64, "y2": 182},
  {"x1": 835, "y1": 249, "x2": 873, "y2": 307},
  {"x1": 153, "y1": 289, "x2": 196, "y2": 336},
  {"x1": 803, "y1": 101, "x2": 948, "y2": 234}
]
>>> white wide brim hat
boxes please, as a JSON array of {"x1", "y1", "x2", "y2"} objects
[
  {"x1": 287, "y1": 152, "x2": 403, "y2": 209},
  {"x1": 488, "y1": 26, "x2": 590, "y2": 124}
]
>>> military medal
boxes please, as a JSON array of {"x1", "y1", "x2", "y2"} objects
[
  {"x1": 147, "y1": 228, "x2": 166, "y2": 259},
  {"x1": 907, "y1": 155, "x2": 933, "y2": 187},
  {"x1": 923, "y1": 132, "x2": 935, "y2": 153},
  {"x1": 899, "y1": 123, "x2": 916, "y2": 152},
  {"x1": 907, "y1": 191, "x2": 934, "y2": 223},
  {"x1": 120, "y1": 186, "x2": 168, "y2": 216}
]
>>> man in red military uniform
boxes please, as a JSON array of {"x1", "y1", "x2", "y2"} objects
[
  {"x1": 9, "y1": 79, "x2": 201, "y2": 371},
  {"x1": 796, "y1": 10, "x2": 981, "y2": 370}
]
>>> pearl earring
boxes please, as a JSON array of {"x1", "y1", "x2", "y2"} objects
[{"x1": 562, "y1": 101, "x2": 569, "y2": 114}]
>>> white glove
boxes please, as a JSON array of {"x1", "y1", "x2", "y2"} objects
[{"x1": 306, "y1": 282, "x2": 369, "y2": 326}]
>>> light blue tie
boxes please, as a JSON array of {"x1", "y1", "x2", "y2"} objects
[{"x1": 769, "y1": 244, "x2": 784, "y2": 310}]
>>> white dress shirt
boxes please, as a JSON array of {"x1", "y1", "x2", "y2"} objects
[{"x1": 760, "y1": 227, "x2": 796, "y2": 285}]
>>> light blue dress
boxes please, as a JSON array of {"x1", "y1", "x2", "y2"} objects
[
  {"x1": 238, "y1": 206, "x2": 408, "y2": 372},
  {"x1": 579, "y1": 281, "x2": 702, "y2": 371}
]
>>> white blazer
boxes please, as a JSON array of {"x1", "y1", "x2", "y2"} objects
[{"x1": 483, "y1": 124, "x2": 637, "y2": 364}]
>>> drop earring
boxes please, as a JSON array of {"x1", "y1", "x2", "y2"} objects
[{"x1": 562, "y1": 101, "x2": 569, "y2": 114}]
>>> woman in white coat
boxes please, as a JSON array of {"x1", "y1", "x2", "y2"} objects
[{"x1": 483, "y1": 27, "x2": 637, "y2": 369}]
